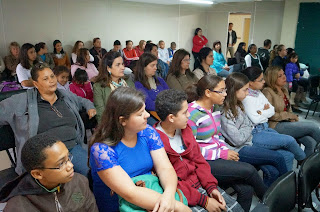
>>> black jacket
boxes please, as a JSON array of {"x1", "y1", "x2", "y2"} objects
[
  {"x1": 227, "y1": 30, "x2": 237, "y2": 45},
  {"x1": 89, "y1": 47, "x2": 107, "y2": 68},
  {"x1": 257, "y1": 48, "x2": 270, "y2": 71}
]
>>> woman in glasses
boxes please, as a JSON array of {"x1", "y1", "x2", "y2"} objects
[
  {"x1": 166, "y1": 49, "x2": 199, "y2": 91},
  {"x1": 0, "y1": 63, "x2": 96, "y2": 176},
  {"x1": 187, "y1": 74, "x2": 267, "y2": 212}
]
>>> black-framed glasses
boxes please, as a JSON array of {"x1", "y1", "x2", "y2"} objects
[
  {"x1": 39, "y1": 154, "x2": 73, "y2": 170},
  {"x1": 255, "y1": 77, "x2": 264, "y2": 82},
  {"x1": 209, "y1": 88, "x2": 227, "y2": 95}
]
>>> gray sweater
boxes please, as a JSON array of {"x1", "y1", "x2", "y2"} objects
[
  {"x1": 0, "y1": 88, "x2": 95, "y2": 174},
  {"x1": 220, "y1": 107, "x2": 253, "y2": 152}
]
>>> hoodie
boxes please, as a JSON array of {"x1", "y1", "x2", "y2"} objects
[
  {"x1": 154, "y1": 123, "x2": 218, "y2": 207},
  {"x1": 0, "y1": 173, "x2": 98, "y2": 212}
]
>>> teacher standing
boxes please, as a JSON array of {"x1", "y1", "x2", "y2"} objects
[{"x1": 192, "y1": 28, "x2": 208, "y2": 70}]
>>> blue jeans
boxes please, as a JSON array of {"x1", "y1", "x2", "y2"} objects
[
  {"x1": 217, "y1": 65, "x2": 234, "y2": 77},
  {"x1": 238, "y1": 146, "x2": 288, "y2": 187},
  {"x1": 252, "y1": 123, "x2": 306, "y2": 170},
  {"x1": 69, "y1": 144, "x2": 89, "y2": 176},
  {"x1": 275, "y1": 121, "x2": 320, "y2": 157}
]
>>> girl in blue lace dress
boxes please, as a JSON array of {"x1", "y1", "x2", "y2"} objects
[{"x1": 88, "y1": 87, "x2": 190, "y2": 212}]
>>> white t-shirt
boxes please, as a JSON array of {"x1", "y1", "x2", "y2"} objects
[
  {"x1": 158, "y1": 48, "x2": 170, "y2": 63},
  {"x1": 156, "y1": 123, "x2": 185, "y2": 153},
  {"x1": 228, "y1": 30, "x2": 233, "y2": 46},
  {"x1": 16, "y1": 63, "x2": 33, "y2": 89}
]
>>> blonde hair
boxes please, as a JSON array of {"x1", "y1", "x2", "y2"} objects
[
  {"x1": 264, "y1": 66, "x2": 285, "y2": 94},
  {"x1": 269, "y1": 44, "x2": 284, "y2": 66}
]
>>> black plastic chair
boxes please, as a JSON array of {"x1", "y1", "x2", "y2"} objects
[
  {"x1": 305, "y1": 75, "x2": 320, "y2": 119},
  {"x1": 262, "y1": 171, "x2": 297, "y2": 212},
  {"x1": 298, "y1": 152, "x2": 320, "y2": 211}
]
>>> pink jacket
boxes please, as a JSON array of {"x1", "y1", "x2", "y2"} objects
[{"x1": 69, "y1": 81, "x2": 93, "y2": 102}]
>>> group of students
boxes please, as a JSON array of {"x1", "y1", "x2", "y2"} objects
[{"x1": 0, "y1": 33, "x2": 320, "y2": 212}]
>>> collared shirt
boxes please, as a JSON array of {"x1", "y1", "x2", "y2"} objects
[{"x1": 37, "y1": 90, "x2": 78, "y2": 149}]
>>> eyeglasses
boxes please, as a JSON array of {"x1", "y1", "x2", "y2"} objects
[
  {"x1": 209, "y1": 88, "x2": 227, "y2": 94},
  {"x1": 39, "y1": 154, "x2": 73, "y2": 170},
  {"x1": 182, "y1": 59, "x2": 191, "y2": 62},
  {"x1": 255, "y1": 77, "x2": 264, "y2": 82}
]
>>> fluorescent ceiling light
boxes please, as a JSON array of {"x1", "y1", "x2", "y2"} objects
[{"x1": 180, "y1": 0, "x2": 214, "y2": 5}]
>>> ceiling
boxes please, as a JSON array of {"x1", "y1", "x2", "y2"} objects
[{"x1": 119, "y1": 0, "x2": 283, "y2": 5}]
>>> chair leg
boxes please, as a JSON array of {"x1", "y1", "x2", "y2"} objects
[
  {"x1": 316, "y1": 187, "x2": 320, "y2": 202},
  {"x1": 306, "y1": 101, "x2": 314, "y2": 119},
  {"x1": 312, "y1": 101, "x2": 319, "y2": 116}
]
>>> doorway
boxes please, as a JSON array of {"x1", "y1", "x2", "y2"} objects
[{"x1": 227, "y1": 13, "x2": 251, "y2": 58}]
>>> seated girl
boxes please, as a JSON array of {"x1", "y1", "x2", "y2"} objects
[
  {"x1": 52, "y1": 40, "x2": 71, "y2": 69},
  {"x1": 220, "y1": 72, "x2": 288, "y2": 187},
  {"x1": 193, "y1": 47, "x2": 217, "y2": 80},
  {"x1": 54, "y1": 65, "x2": 70, "y2": 91},
  {"x1": 69, "y1": 68, "x2": 93, "y2": 102},
  {"x1": 93, "y1": 51, "x2": 135, "y2": 122},
  {"x1": 210, "y1": 41, "x2": 233, "y2": 77},
  {"x1": 134, "y1": 53, "x2": 169, "y2": 125},
  {"x1": 244, "y1": 44, "x2": 263, "y2": 70},
  {"x1": 123, "y1": 40, "x2": 139, "y2": 67},
  {"x1": 35, "y1": 42, "x2": 55, "y2": 69},
  {"x1": 89, "y1": 87, "x2": 190, "y2": 212},
  {"x1": 155, "y1": 89, "x2": 244, "y2": 212},
  {"x1": 16, "y1": 43, "x2": 37, "y2": 89},
  {"x1": 71, "y1": 41, "x2": 94, "y2": 64},
  {"x1": 263, "y1": 66, "x2": 320, "y2": 157},
  {"x1": 235, "y1": 42, "x2": 246, "y2": 65},
  {"x1": 241, "y1": 67, "x2": 305, "y2": 170},
  {"x1": 166, "y1": 49, "x2": 199, "y2": 91},
  {"x1": 187, "y1": 75, "x2": 267, "y2": 211},
  {"x1": 71, "y1": 48, "x2": 98, "y2": 82}
]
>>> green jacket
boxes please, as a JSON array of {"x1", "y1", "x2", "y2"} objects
[{"x1": 93, "y1": 78, "x2": 134, "y2": 122}]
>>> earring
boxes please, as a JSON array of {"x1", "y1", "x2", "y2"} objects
[{"x1": 109, "y1": 71, "x2": 111, "y2": 75}]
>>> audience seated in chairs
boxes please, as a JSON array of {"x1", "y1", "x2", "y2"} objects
[
  {"x1": 89, "y1": 37, "x2": 107, "y2": 68},
  {"x1": 168, "y1": 42, "x2": 176, "y2": 62},
  {"x1": 154, "y1": 89, "x2": 244, "y2": 212},
  {"x1": 88, "y1": 87, "x2": 190, "y2": 212},
  {"x1": 0, "y1": 133, "x2": 98, "y2": 212},
  {"x1": 263, "y1": 66, "x2": 320, "y2": 157},
  {"x1": 235, "y1": 42, "x2": 246, "y2": 66},
  {"x1": 269, "y1": 44, "x2": 287, "y2": 69},
  {"x1": 109, "y1": 40, "x2": 123, "y2": 57},
  {"x1": 145, "y1": 43, "x2": 169, "y2": 79},
  {"x1": 16, "y1": 43, "x2": 37, "y2": 89},
  {"x1": 35, "y1": 42, "x2": 55, "y2": 70},
  {"x1": 93, "y1": 51, "x2": 134, "y2": 122},
  {"x1": 51, "y1": 40, "x2": 71, "y2": 69},
  {"x1": 134, "y1": 53, "x2": 169, "y2": 125},
  {"x1": 54, "y1": 65, "x2": 70, "y2": 91},
  {"x1": 158, "y1": 40, "x2": 170, "y2": 65},
  {"x1": 244, "y1": 44, "x2": 263, "y2": 71},
  {"x1": 241, "y1": 67, "x2": 306, "y2": 170},
  {"x1": 134, "y1": 40, "x2": 146, "y2": 57},
  {"x1": 166, "y1": 49, "x2": 198, "y2": 91},
  {"x1": 186, "y1": 75, "x2": 267, "y2": 212},
  {"x1": 193, "y1": 47, "x2": 217, "y2": 80},
  {"x1": 0, "y1": 63, "x2": 96, "y2": 176},
  {"x1": 71, "y1": 48, "x2": 98, "y2": 82}
]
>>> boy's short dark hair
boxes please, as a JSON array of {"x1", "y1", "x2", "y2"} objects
[
  {"x1": 114, "y1": 40, "x2": 121, "y2": 46},
  {"x1": 155, "y1": 89, "x2": 187, "y2": 121},
  {"x1": 53, "y1": 65, "x2": 70, "y2": 76},
  {"x1": 21, "y1": 134, "x2": 60, "y2": 173}
]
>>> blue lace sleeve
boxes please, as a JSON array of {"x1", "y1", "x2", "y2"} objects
[
  {"x1": 90, "y1": 143, "x2": 119, "y2": 172},
  {"x1": 142, "y1": 125, "x2": 164, "y2": 151}
]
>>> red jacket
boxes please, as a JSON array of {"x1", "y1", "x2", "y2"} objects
[
  {"x1": 192, "y1": 35, "x2": 208, "y2": 53},
  {"x1": 134, "y1": 45, "x2": 144, "y2": 57},
  {"x1": 154, "y1": 123, "x2": 218, "y2": 207},
  {"x1": 69, "y1": 81, "x2": 93, "y2": 102}
]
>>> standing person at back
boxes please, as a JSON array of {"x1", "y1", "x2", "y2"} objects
[
  {"x1": 227, "y1": 23, "x2": 237, "y2": 58},
  {"x1": 89, "y1": 37, "x2": 107, "y2": 68},
  {"x1": 257, "y1": 39, "x2": 272, "y2": 71},
  {"x1": 192, "y1": 28, "x2": 208, "y2": 69}
]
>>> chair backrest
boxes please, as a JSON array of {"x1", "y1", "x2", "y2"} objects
[
  {"x1": 263, "y1": 171, "x2": 296, "y2": 212},
  {"x1": 298, "y1": 152, "x2": 320, "y2": 209}
]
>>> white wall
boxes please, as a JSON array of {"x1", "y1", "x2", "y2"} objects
[{"x1": 0, "y1": 0, "x2": 284, "y2": 68}]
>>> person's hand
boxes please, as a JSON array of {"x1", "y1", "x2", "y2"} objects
[
  {"x1": 227, "y1": 150, "x2": 239, "y2": 161},
  {"x1": 295, "y1": 73, "x2": 300, "y2": 79},
  {"x1": 223, "y1": 65, "x2": 230, "y2": 71},
  {"x1": 210, "y1": 189, "x2": 226, "y2": 209},
  {"x1": 87, "y1": 109, "x2": 96, "y2": 119},
  {"x1": 206, "y1": 197, "x2": 226, "y2": 212},
  {"x1": 263, "y1": 104, "x2": 270, "y2": 110},
  {"x1": 152, "y1": 192, "x2": 175, "y2": 212},
  {"x1": 174, "y1": 202, "x2": 191, "y2": 212}
]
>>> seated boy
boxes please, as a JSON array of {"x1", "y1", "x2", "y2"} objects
[
  {"x1": 154, "y1": 89, "x2": 243, "y2": 212},
  {"x1": 0, "y1": 133, "x2": 98, "y2": 212}
]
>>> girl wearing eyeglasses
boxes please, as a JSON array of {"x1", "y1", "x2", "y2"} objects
[
  {"x1": 186, "y1": 75, "x2": 267, "y2": 212},
  {"x1": 240, "y1": 67, "x2": 305, "y2": 170},
  {"x1": 166, "y1": 49, "x2": 199, "y2": 91}
]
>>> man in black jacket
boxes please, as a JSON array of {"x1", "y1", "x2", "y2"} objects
[
  {"x1": 227, "y1": 23, "x2": 237, "y2": 58},
  {"x1": 257, "y1": 39, "x2": 272, "y2": 71},
  {"x1": 89, "y1": 37, "x2": 107, "y2": 68}
]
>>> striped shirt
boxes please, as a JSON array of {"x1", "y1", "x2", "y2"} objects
[{"x1": 188, "y1": 101, "x2": 229, "y2": 160}]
